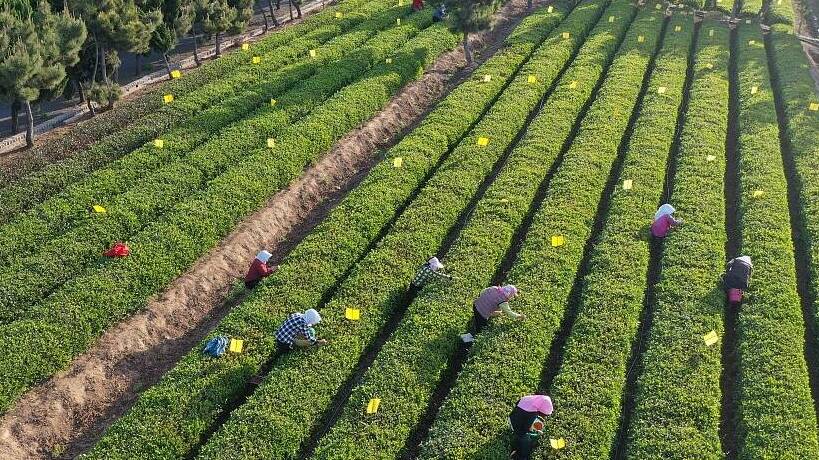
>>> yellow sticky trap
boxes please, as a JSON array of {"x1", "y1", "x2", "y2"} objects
[
  {"x1": 386, "y1": 58, "x2": 393, "y2": 64},
  {"x1": 309, "y1": 49, "x2": 317, "y2": 58},
  {"x1": 622, "y1": 179, "x2": 633, "y2": 190},
  {"x1": 705, "y1": 63, "x2": 714, "y2": 69},
  {"x1": 703, "y1": 330, "x2": 719, "y2": 346},
  {"x1": 241, "y1": 43, "x2": 250, "y2": 51},
  {"x1": 92, "y1": 205, "x2": 106, "y2": 214},
  {"x1": 393, "y1": 157, "x2": 403, "y2": 168},
  {"x1": 655, "y1": 2, "x2": 662, "y2": 8},
  {"x1": 397, "y1": 18, "x2": 401, "y2": 25},
  {"x1": 527, "y1": 75, "x2": 537, "y2": 84},
  {"x1": 163, "y1": 94, "x2": 174, "y2": 104},
  {"x1": 229, "y1": 339, "x2": 244, "y2": 353},
  {"x1": 657, "y1": 86, "x2": 667, "y2": 94},
  {"x1": 569, "y1": 80, "x2": 577, "y2": 89},
  {"x1": 270, "y1": 98, "x2": 277, "y2": 106},
  {"x1": 551, "y1": 235, "x2": 565, "y2": 247},
  {"x1": 335, "y1": 11, "x2": 343, "y2": 18},
  {"x1": 366, "y1": 398, "x2": 381, "y2": 414},
  {"x1": 709, "y1": 29, "x2": 714, "y2": 37},
  {"x1": 748, "y1": 40, "x2": 756, "y2": 46},
  {"x1": 267, "y1": 138, "x2": 276, "y2": 148},
  {"x1": 562, "y1": 32, "x2": 570, "y2": 39},
  {"x1": 550, "y1": 438, "x2": 567, "y2": 449},
  {"x1": 752, "y1": 190, "x2": 764, "y2": 198},
  {"x1": 153, "y1": 139, "x2": 164, "y2": 149},
  {"x1": 609, "y1": 15, "x2": 615, "y2": 22},
  {"x1": 483, "y1": 74, "x2": 492, "y2": 82},
  {"x1": 707, "y1": 155, "x2": 716, "y2": 162},
  {"x1": 809, "y1": 102, "x2": 819, "y2": 111},
  {"x1": 751, "y1": 85, "x2": 759, "y2": 94},
  {"x1": 638, "y1": 35, "x2": 645, "y2": 43},
  {"x1": 547, "y1": 5, "x2": 553, "y2": 12},
  {"x1": 674, "y1": 25, "x2": 682, "y2": 32},
  {"x1": 170, "y1": 70, "x2": 182, "y2": 79},
  {"x1": 252, "y1": 56, "x2": 261, "y2": 64},
  {"x1": 345, "y1": 308, "x2": 361, "y2": 320},
  {"x1": 477, "y1": 136, "x2": 490, "y2": 147},
  {"x1": 777, "y1": 0, "x2": 782, "y2": 4},
  {"x1": 745, "y1": 19, "x2": 752, "y2": 24}
]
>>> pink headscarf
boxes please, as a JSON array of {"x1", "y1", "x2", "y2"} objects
[
  {"x1": 501, "y1": 284, "x2": 518, "y2": 300},
  {"x1": 517, "y1": 395, "x2": 553, "y2": 415}
]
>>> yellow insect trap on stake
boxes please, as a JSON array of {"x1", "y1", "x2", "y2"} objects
[
  {"x1": 229, "y1": 339, "x2": 244, "y2": 353},
  {"x1": 309, "y1": 49, "x2": 317, "y2": 58},
  {"x1": 569, "y1": 80, "x2": 578, "y2": 89},
  {"x1": 267, "y1": 138, "x2": 276, "y2": 148},
  {"x1": 751, "y1": 86, "x2": 759, "y2": 95},
  {"x1": 170, "y1": 70, "x2": 182, "y2": 79},
  {"x1": 252, "y1": 56, "x2": 261, "y2": 64},
  {"x1": 366, "y1": 398, "x2": 381, "y2": 414},
  {"x1": 703, "y1": 330, "x2": 719, "y2": 346},
  {"x1": 622, "y1": 179, "x2": 633, "y2": 190},
  {"x1": 657, "y1": 86, "x2": 667, "y2": 94},
  {"x1": 638, "y1": 35, "x2": 645, "y2": 43},
  {"x1": 561, "y1": 32, "x2": 570, "y2": 39},
  {"x1": 396, "y1": 18, "x2": 401, "y2": 25},
  {"x1": 153, "y1": 139, "x2": 164, "y2": 149},
  {"x1": 707, "y1": 155, "x2": 716, "y2": 162},
  {"x1": 392, "y1": 157, "x2": 403, "y2": 168},
  {"x1": 705, "y1": 63, "x2": 714, "y2": 69},
  {"x1": 550, "y1": 438, "x2": 567, "y2": 449},
  {"x1": 547, "y1": 5, "x2": 553, "y2": 12},
  {"x1": 809, "y1": 102, "x2": 819, "y2": 111},
  {"x1": 335, "y1": 11, "x2": 343, "y2": 18},
  {"x1": 527, "y1": 75, "x2": 537, "y2": 84},
  {"x1": 386, "y1": 58, "x2": 393, "y2": 64},
  {"x1": 477, "y1": 136, "x2": 490, "y2": 147},
  {"x1": 345, "y1": 308, "x2": 361, "y2": 321},
  {"x1": 241, "y1": 43, "x2": 250, "y2": 51},
  {"x1": 674, "y1": 25, "x2": 682, "y2": 32},
  {"x1": 748, "y1": 40, "x2": 756, "y2": 46},
  {"x1": 752, "y1": 190, "x2": 764, "y2": 198},
  {"x1": 483, "y1": 74, "x2": 492, "y2": 82},
  {"x1": 270, "y1": 98, "x2": 277, "y2": 106},
  {"x1": 551, "y1": 235, "x2": 565, "y2": 247},
  {"x1": 163, "y1": 94, "x2": 174, "y2": 104},
  {"x1": 92, "y1": 205, "x2": 107, "y2": 214},
  {"x1": 709, "y1": 29, "x2": 714, "y2": 37},
  {"x1": 608, "y1": 15, "x2": 615, "y2": 22}
]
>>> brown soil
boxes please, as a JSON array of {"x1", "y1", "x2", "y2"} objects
[{"x1": 0, "y1": 0, "x2": 547, "y2": 458}]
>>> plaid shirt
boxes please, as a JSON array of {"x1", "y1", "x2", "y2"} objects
[
  {"x1": 275, "y1": 314, "x2": 317, "y2": 346},
  {"x1": 411, "y1": 263, "x2": 451, "y2": 288}
]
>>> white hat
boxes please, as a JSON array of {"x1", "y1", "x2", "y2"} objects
[
  {"x1": 256, "y1": 250, "x2": 273, "y2": 264},
  {"x1": 303, "y1": 308, "x2": 321, "y2": 326},
  {"x1": 737, "y1": 255, "x2": 753, "y2": 267},
  {"x1": 654, "y1": 203, "x2": 675, "y2": 221},
  {"x1": 428, "y1": 256, "x2": 444, "y2": 271}
]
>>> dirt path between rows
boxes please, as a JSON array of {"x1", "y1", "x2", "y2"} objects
[{"x1": 0, "y1": 0, "x2": 547, "y2": 458}]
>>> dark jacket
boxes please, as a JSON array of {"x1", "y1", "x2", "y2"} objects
[{"x1": 724, "y1": 258, "x2": 752, "y2": 290}]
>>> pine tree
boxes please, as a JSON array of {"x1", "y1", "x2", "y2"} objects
[
  {"x1": 428, "y1": 0, "x2": 501, "y2": 64},
  {"x1": 0, "y1": 0, "x2": 86, "y2": 145},
  {"x1": 147, "y1": 0, "x2": 195, "y2": 76},
  {"x1": 199, "y1": 0, "x2": 236, "y2": 57}
]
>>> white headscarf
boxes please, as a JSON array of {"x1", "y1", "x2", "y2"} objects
[
  {"x1": 303, "y1": 308, "x2": 321, "y2": 326},
  {"x1": 654, "y1": 204, "x2": 675, "y2": 221},
  {"x1": 428, "y1": 256, "x2": 444, "y2": 271},
  {"x1": 256, "y1": 250, "x2": 273, "y2": 264},
  {"x1": 736, "y1": 255, "x2": 753, "y2": 267}
]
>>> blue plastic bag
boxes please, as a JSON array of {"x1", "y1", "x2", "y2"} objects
[{"x1": 203, "y1": 336, "x2": 229, "y2": 357}]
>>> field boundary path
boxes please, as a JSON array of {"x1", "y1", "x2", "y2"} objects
[
  {"x1": 0, "y1": 0, "x2": 330, "y2": 158},
  {"x1": 0, "y1": 0, "x2": 549, "y2": 458}
]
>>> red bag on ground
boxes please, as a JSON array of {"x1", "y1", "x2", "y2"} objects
[{"x1": 104, "y1": 242, "x2": 130, "y2": 258}]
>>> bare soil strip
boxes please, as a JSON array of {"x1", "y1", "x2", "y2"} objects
[{"x1": 0, "y1": 0, "x2": 542, "y2": 458}]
